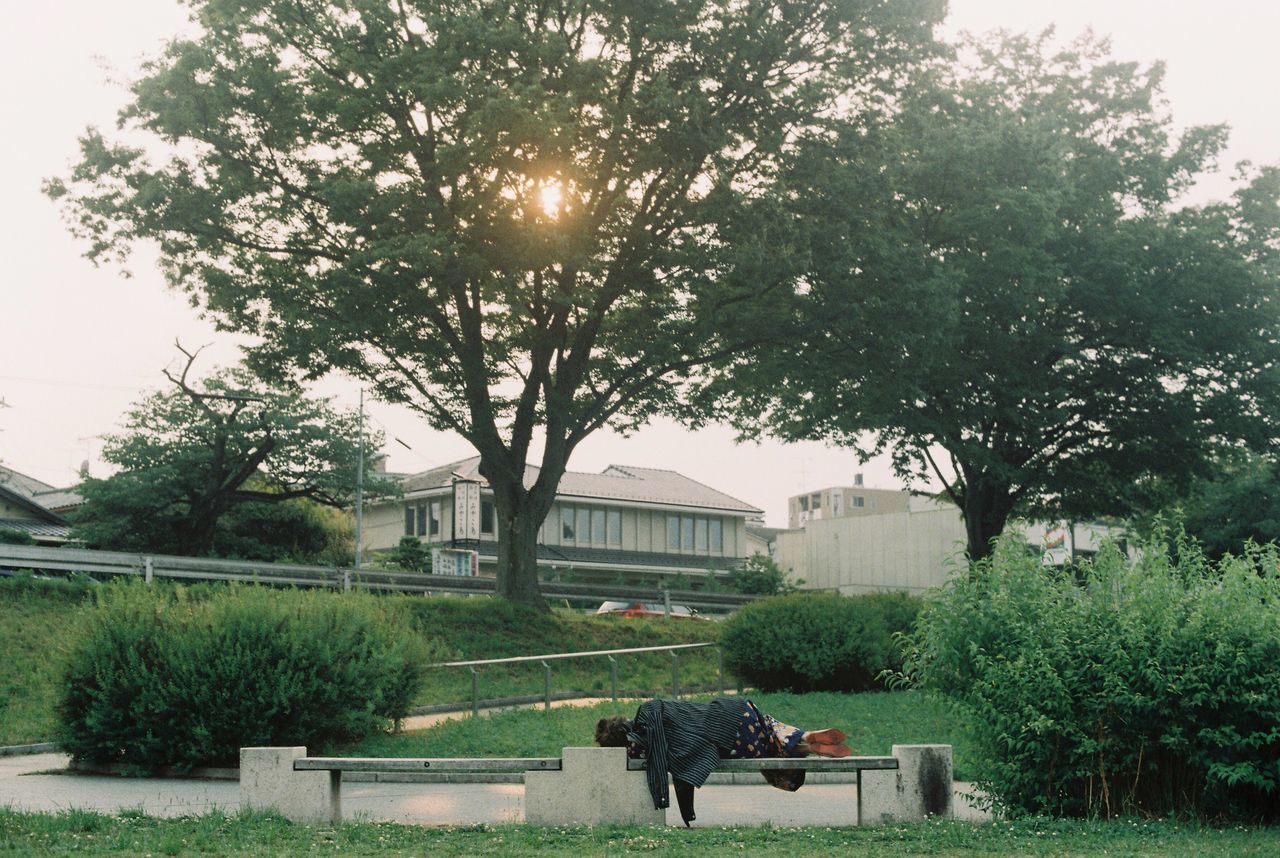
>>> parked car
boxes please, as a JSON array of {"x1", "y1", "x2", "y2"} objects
[{"x1": 594, "y1": 600, "x2": 707, "y2": 620}]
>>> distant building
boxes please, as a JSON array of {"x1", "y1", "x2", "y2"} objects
[
  {"x1": 361, "y1": 456, "x2": 762, "y2": 586},
  {"x1": 779, "y1": 485, "x2": 1127, "y2": 596},
  {"x1": 787, "y1": 474, "x2": 908, "y2": 529},
  {"x1": 0, "y1": 464, "x2": 82, "y2": 545},
  {"x1": 744, "y1": 521, "x2": 786, "y2": 559}
]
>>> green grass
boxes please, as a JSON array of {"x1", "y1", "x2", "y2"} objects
[
  {"x1": 0, "y1": 574, "x2": 97, "y2": 745},
  {"x1": 406, "y1": 596, "x2": 725, "y2": 705},
  {"x1": 347, "y1": 690, "x2": 977, "y2": 781},
  {"x1": 0, "y1": 580, "x2": 725, "y2": 746},
  {"x1": 0, "y1": 809, "x2": 1276, "y2": 856}
]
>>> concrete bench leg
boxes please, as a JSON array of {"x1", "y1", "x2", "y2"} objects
[
  {"x1": 858, "y1": 744, "x2": 953, "y2": 826},
  {"x1": 525, "y1": 747, "x2": 666, "y2": 826},
  {"x1": 240, "y1": 746, "x2": 341, "y2": 824}
]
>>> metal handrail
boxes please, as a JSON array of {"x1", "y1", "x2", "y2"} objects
[
  {"x1": 433, "y1": 642, "x2": 715, "y2": 668},
  {"x1": 431, "y1": 642, "x2": 727, "y2": 716}
]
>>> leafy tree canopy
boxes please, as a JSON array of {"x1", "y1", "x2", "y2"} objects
[
  {"x1": 717, "y1": 30, "x2": 1280, "y2": 559},
  {"x1": 72, "y1": 347, "x2": 389, "y2": 558},
  {"x1": 47, "y1": 0, "x2": 945, "y2": 607},
  {"x1": 1136, "y1": 454, "x2": 1280, "y2": 562}
]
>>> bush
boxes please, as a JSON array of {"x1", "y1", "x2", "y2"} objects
[
  {"x1": 720, "y1": 591, "x2": 921, "y2": 693},
  {"x1": 387, "y1": 536, "x2": 432, "y2": 573},
  {"x1": 0, "y1": 527, "x2": 36, "y2": 545},
  {"x1": 57, "y1": 583, "x2": 439, "y2": 769},
  {"x1": 902, "y1": 533, "x2": 1280, "y2": 821},
  {"x1": 212, "y1": 499, "x2": 337, "y2": 563},
  {"x1": 727, "y1": 553, "x2": 802, "y2": 595}
]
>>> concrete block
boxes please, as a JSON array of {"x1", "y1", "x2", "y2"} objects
[
  {"x1": 858, "y1": 744, "x2": 953, "y2": 826},
  {"x1": 525, "y1": 747, "x2": 666, "y2": 827},
  {"x1": 239, "y1": 746, "x2": 340, "y2": 824}
]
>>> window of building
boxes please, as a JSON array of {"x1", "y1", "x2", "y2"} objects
[
  {"x1": 404, "y1": 505, "x2": 415, "y2": 537},
  {"x1": 416, "y1": 504, "x2": 427, "y2": 537},
  {"x1": 429, "y1": 501, "x2": 442, "y2": 537},
  {"x1": 810, "y1": 493, "x2": 822, "y2": 509},
  {"x1": 851, "y1": 495, "x2": 865, "y2": 508},
  {"x1": 799, "y1": 496, "x2": 809, "y2": 511},
  {"x1": 665, "y1": 514, "x2": 726, "y2": 553},
  {"x1": 558, "y1": 504, "x2": 625, "y2": 546},
  {"x1": 481, "y1": 499, "x2": 495, "y2": 536}
]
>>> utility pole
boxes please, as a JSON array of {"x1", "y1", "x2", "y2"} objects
[{"x1": 354, "y1": 388, "x2": 365, "y2": 569}]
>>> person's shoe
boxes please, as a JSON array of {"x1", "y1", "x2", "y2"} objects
[
  {"x1": 805, "y1": 729, "x2": 847, "y2": 745},
  {"x1": 810, "y1": 742, "x2": 852, "y2": 758}
]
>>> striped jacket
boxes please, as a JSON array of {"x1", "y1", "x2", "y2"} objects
[{"x1": 626, "y1": 698, "x2": 744, "y2": 810}]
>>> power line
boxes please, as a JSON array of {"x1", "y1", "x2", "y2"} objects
[{"x1": 0, "y1": 374, "x2": 159, "y2": 393}]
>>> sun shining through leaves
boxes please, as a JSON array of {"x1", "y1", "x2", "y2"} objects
[{"x1": 538, "y1": 181, "x2": 563, "y2": 219}]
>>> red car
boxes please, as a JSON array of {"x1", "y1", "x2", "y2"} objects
[{"x1": 594, "y1": 600, "x2": 706, "y2": 619}]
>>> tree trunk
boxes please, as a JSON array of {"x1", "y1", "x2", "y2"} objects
[
  {"x1": 178, "y1": 500, "x2": 221, "y2": 556},
  {"x1": 960, "y1": 475, "x2": 1016, "y2": 563},
  {"x1": 492, "y1": 497, "x2": 549, "y2": 611},
  {"x1": 481, "y1": 456, "x2": 559, "y2": 613}
]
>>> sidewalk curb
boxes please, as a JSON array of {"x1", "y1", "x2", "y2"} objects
[{"x1": 0, "y1": 743, "x2": 58, "y2": 757}]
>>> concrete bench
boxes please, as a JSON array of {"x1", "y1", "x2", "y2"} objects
[{"x1": 240, "y1": 744, "x2": 952, "y2": 827}]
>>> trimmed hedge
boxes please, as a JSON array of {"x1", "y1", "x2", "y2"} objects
[
  {"x1": 57, "y1": 584, "x2": 436, "y2": 769},
  {"x1": 720, "y1": 591, "x2": 921, "y2": 693},
  {"x1": 903, "y1": 534, "x2": 1280, "y2": 821}
]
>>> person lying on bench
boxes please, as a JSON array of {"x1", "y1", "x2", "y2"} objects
[{"x1": 595, "y1": 697, "x2": 850, "y2": 826}]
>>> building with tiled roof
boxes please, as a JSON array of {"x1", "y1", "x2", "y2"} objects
[
  {"x1": 0, "y1": 464, "x2": 79, "y2": 545},
  {"x1": 363, "y1": 456, "x2": 762, "y2": 585}
]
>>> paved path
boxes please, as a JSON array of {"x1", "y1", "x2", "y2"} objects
[{"x1": 0, "y1": 752, "x2": 989, "y2": 827}]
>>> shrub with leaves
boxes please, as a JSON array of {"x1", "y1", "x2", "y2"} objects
[
  {"x1": 57, "y1": 584, "x2": 438, "y2": 769},
  {"x1": 727, "y1": 553, "x2": 802, "y2": 595},
  {"x1": 386, "y1": 536, "x2": 432, "y2": 573},
  {"x1": 902, "y1": 533, "x2": 1280, "y2": 821},
  {"x1": 0, "y1": 528, "x2": 36, "y2": 545},
  {"x1": 721, "y1": 591, "x2": 920, "y2": 692}
]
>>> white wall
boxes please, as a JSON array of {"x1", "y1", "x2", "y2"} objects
[
  {"x1": 777, "y1": 504, "x2": 1130, "y2": 595},
  {"x1": 776, "y1": 506, "x2": 967, "y2": 595}
]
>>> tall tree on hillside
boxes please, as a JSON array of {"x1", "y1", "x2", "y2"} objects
[
  {"x1": 73, "y1": 346, "x2": 387, "y2": 557},
  {"x1": 716, "y1": 30, "x2": 1280, "y2": 560},
  {"x1": 46, "y1": 0, "x2": 944, "y2": 608}
]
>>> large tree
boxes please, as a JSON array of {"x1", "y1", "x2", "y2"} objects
[
  {"x1": 720, "y1": 30, "x2": 1280, "y2": 560},
  {"x1": 73, "y1": 347, "x2": 387, "y2": 557},
  {"x1": 47, "y1": 0, "x2": 943, "y2": 607}
]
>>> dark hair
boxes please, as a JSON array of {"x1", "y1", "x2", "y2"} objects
[{"x1": 595, "y1": 715, "x2": 631, "y2": 747}]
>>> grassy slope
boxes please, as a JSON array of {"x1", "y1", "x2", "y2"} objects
[
  {"x1": 0, "y1": 579, "x2": 723, "y2": 746},
  {"x1": 0, "y1": 576, "x2": 95, "y2": 745},
  {"x1": 1, "y1": 810, "x2": 1276, "y2": 857},
  {"x1": 403, "y1": 597, "x2": 725, "y2": 705}
]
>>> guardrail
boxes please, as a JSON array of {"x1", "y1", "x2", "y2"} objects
[
  {"x1": 434, "y1": 642, "x2": 725, "y2": 716},
  {"x1": 0, "y1": 543, "x2": 756, "y2": 613}
]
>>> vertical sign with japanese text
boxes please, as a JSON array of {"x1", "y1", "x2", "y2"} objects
[{"x1": 452, "y1": 479, "x2": 481, "y2": 542}]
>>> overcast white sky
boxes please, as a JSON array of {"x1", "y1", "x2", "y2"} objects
[{"x1": 2, "y1": 1, "x2": 1277, "y2": 527}]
